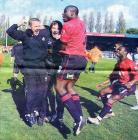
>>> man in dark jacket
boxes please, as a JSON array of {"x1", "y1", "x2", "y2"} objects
[
  {"x1": 7, "y1": 18, "x2": 50, "y2": 126},
  {"x1": 11, "y1": 42, "x2": 24, "y2": 79}
]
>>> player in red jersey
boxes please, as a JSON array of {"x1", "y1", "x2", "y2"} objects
[
  {"x1": 55, "y1": 5, "x2": 87, "y2": 135},
  {"x1": 88, "y1": 46, "x2": 138, "y2": 125}
]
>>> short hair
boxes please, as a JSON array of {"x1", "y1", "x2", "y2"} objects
[
  {"x1": 64, "y1": 5, "x2": 79, "y2": 15},
  {"x1": 115, "y1": 41, "x2": 123, "y2": 47},
  {"x1": 50, "y1": 20, "x2": 63, "y2": 34},
  {"x1": 28, "y1": 18, "x2": 40, "y2": 26}
]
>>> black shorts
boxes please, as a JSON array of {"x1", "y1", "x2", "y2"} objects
[
  {"x1": 57, "y1": 55, "x2": 87, "y2": 80},
  {"x1": 111, "y1": 83, "x2": 136, "y2": 97}
]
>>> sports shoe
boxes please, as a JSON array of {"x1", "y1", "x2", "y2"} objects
[
  {"x1": 73, "y1": 117, "x2": 87, "y2": 136},
  {"x1": 50, "y1": 114, "x2": 57, "y2": 122},
  {"x1": 56, "y1": 119, "x2": 64, "y2": 128},
  {"x1": 130, "y1": 105, "x2": 138, "y2": 110},
  {"x1": 34, "y1": 110, "x2": 39, "y2": 117},
  {"x1": 88, "y1": 117, "x2": 100, "y2": 125},
  {"x1": 25, "y1": 114, "x2": 37, "y2": 126},
  {"x1": 103, "y1": 112, "x2": 115, "y2": 119}
]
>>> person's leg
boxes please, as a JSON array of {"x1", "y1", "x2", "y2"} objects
[
  {"x1": 56, "y1": 79, "x2": 80, "y2": 124},
  {"x1": 67, "y1": 80, "x2": 83, "y2": 117},
  {"x1": 56, "y1": 93, "x2": 64, "y2": 120},
  {"x1": 88, "y1": 83, "x2": 129, "y2": 125},
  {"x1": 11, "y1": 63, "x2": 20, "y2": 91},
  {"x1": 88, "y1": 94, "x2": 123, "y2": 125},
  {"x1": 89, "y1": 62, "x2": 94, "y2": 72},
  {"x1": 24, "y1": 74, "x2": 38, "y2": 125},
  {"x1": 56, "y1": 79, "x2": 86, "y2": 135},
  {"x1": 36, "y1": 73, "x2": 55, "y2": 126},
  {"x1": 56, "y1": 55, "x2": 87, "y2": 135},
  {"x1": 131, "y1": 88, "x2": 138, "y2": 110},
  {"x1": 92, "y1": 62, "x2": 96, "y2": 72},
  {"x1": 39, "y1": 74, "x2": 51, "y2": 122},
  {"x1": 99, "y1": 95, "x2": 123, "y2": 118},
  {"x1": 99, "y1": 86, "x2": 112, "y2": 105},
  {"x1": 13, "y1": 62, "x2": 19, "y2": 80},
  {"x1": 47, "y1": 77, "x2": 56, "y2": 116}
]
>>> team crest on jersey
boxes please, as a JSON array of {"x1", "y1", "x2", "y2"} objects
[
  {"x1": 42, "y1": 37, "x2": 46, "y2": 41},
  {"x1": 66, "y1": 73, "x2": 74, "y2": 79},
  {"x1": 48, "y1": 39, "x2": 52, "y2": 45}
]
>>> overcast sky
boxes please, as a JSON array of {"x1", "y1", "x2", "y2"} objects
[{"x1": 0, "y1": 0, "x2": 138, "y2": 28}]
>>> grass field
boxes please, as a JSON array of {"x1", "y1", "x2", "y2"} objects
[{"x1": 0, "y1": 53, "x2": 138, "y2": 140}]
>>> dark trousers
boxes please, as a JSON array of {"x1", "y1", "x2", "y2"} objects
[
  {"x1": 43, "y1": 75, "x2": 56, "y2": 116},
  {"x1": 24, "y1": 72, "x2": 50, "y2": 117},
  {"x1": 43, "y1": 74, "x2": 64, "y2": 118}
]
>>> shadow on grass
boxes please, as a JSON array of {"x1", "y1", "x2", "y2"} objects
[
  {"x1": 3, "y1": 78, "x2": 71, "y2": 137},
  {"x1": 119, "y1": 100, "x2": 133, "y2": 107},
  {"x1": 75, "y1": 84, "x2": 99, "y2": 97},
  {"x1": 76, "y1": 84, "x2": 134, "y2": 110},
  {"x1": 2, "y1": 78, "x2": 31, "y2": 126},
  {"x1": 49, "y1": 121, "x2": 71, "y2": 139},
  {"x1": 80, "y1": 96, "x2": 101, "y2": 117}
]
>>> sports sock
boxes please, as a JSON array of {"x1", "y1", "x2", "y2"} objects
[
  {"x1": 99, "y1": 102, "x2": 112, "y2": 118},
  {"x1": 71, "y1": 93, "x2": 83, "y2": 116},
  {"x1": 61, "y1": 93, "x2": 80, "y2": 123}
]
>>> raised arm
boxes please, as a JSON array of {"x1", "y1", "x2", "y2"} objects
[{"x1": 6, "y1": 19, "x2": 27, "y2": 41}]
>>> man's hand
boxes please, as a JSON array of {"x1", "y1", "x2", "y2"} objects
[
  {"x1": 17, "y1": 18, "x2": 27, "y2": 27},
  {"x1": 96, "y1": 80, "x2": 110, "y2": 90}
]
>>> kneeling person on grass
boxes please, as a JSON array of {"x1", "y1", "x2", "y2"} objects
[{"x1": 88, "y1": 46, "x2": 138, "y2": 125}]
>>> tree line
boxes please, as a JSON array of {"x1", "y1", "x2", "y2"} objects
[
  {"x1": 82, "y1": 11, "x2": 138, "y2": 34},
  {"x1": 0, "y1": 12, "x2": 138, "y2": 46},
  {"x1": 0, "y1": 15, "x2": 53, "y2": 46}
]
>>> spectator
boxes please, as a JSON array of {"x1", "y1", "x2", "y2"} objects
[{"x1": 7, "y1": 18, "x2": 51, "y2": 126}]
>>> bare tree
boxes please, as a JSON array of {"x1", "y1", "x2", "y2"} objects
[
  {"x1": 0, "y1": 15, "x2": 6, "y2": 38},
  {"x1": 48, "y1": 16, "x2": 53, "y2": 25},
  {"x1": 43, "y1": 16, "x2": 48, "y2": 25},
  {"x1": 95, "y1": 12, "x2": 102, "y2": 33},
  {"x1": 0, "y1": 15, "x2": 5, "y2": 26},
  {"x1": 116, "y1": 12, "x2": 126, "y2": 33},
  {"x1": 82, "y1": 14, "x2": 88, "y2": 31},
  {"x1": 109, "y1": 13, "x2": 114, "y2": 33},
  {"x1": 103, "y1": 12, "x2": 109, "y2": 33},
  {"x1": 88, "y1": 11, "x2": 94, "y2": 32}
]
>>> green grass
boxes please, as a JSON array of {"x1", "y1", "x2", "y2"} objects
[{"x1": 0, "y1": 54, "x2": 138, "y2": 140}]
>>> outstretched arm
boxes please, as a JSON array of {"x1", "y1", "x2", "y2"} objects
[
  {"x1": 6, "y1": 19, "x2": 27, "y2": 41},
  {"x1": 96, "y1": 80, "x2": 110, "y2": 90}
]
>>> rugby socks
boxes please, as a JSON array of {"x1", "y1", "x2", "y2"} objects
[
  {"x1": 99, "y1": 102, "x2": 112, "y2": 118},
  {"x1": 100, "y1": 94, "x2": 108, "y2": 105},
  {"x1": 61, "y1": 93, "x2": 80, "y2": 123},
  {"x1": 71, "y1": 93, "x2": 83, "y2": 116}
]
